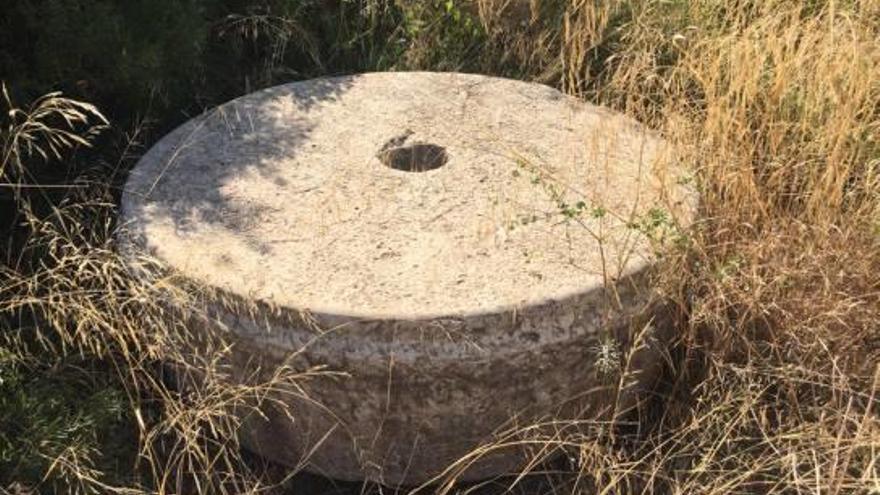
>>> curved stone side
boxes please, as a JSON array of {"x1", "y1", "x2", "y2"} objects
[{"x1": 204, "y1": 270, "x2": 661, "y2": 485}]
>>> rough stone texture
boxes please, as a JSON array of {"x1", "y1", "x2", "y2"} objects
[{"x1": 120, "y1": 72, "x2": 693, "y2": 486}]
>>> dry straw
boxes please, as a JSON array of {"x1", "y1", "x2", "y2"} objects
[{"x1": 2, "y1": 0, "x2": 879, "y2": 493}]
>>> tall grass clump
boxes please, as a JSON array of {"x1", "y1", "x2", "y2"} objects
[
  {"x1": 429, "y1": 1, "x2": 880, "y2": 493},
  {"x1": 0, "y1": 85, "x2": 330, "y2": 494}
]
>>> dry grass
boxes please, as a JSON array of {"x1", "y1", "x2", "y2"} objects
[
  {"x1": 0, "y1": 203, "x2": 328, "y2": 493},
  {"x1": 0, "y1": 89, "x2": 328, "y2": 494},
  {"x1": 432, "y1": 1, "x2": 880, "y2": 493},
  {"x1": 2, "y1": 0, "x2": 879, "y2": 493}
]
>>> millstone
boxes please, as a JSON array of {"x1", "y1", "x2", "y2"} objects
[{"x1": 120, "y1": 72, "x2": 693, "y2": 486}]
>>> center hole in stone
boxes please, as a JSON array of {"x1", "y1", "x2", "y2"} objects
[{"x1": 378, "y1": 143, "x2": 448, "y2": 172}]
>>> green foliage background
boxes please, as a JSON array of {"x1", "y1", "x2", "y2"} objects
[{"x1": 0, "y1": 1, "x2": 499, "y2": 132}]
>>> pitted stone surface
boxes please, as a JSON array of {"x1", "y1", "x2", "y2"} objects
[{"x1": 120, "y1": 72, "x2": 693, "y2": 486}]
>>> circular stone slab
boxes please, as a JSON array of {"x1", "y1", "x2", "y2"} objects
[{"x1": 120, "y1": 72, "x2": 693, "y2": 485}]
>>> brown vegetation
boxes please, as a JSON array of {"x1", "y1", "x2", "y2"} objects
[{"x1": 1, "y1": 0, "x2": 878, "y2": 493}]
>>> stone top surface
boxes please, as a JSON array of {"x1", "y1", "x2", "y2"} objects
[{"x1": 121, "y1": 72, "x2": 690, "y2": 319}]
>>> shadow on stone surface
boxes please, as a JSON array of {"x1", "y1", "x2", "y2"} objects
[{"x1": 122, "y1": 74, "x2": 359, "y2": 253}]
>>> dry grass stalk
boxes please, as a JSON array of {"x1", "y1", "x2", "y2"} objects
[
  {"x1": 429, "y1": 1, "x2": 880, "y2": 493},
  {"x1": 2, "y1": 0, "x2": 879, "y2": 493}
]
